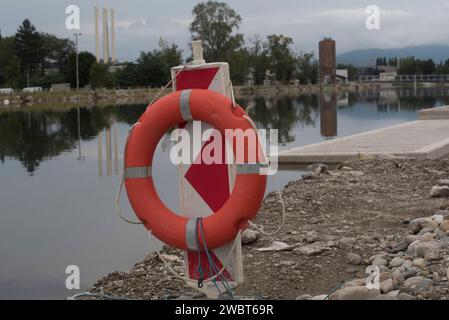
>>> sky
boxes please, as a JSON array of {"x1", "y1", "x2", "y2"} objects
[{"x1": 1, "y1": 0, "x2": 449, "y2": 62}]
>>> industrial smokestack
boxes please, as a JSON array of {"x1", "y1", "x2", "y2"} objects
[
  {"x1": 102, "y1": 8, "x2": 109, "y2": 64},
  {"x1": 94, "y1": 7, "x2": 100, "y2": 63},
  {"x1": 110, "y1": 8, "x2": 116, "y2": 64}
]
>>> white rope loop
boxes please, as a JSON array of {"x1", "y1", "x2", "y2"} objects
[
  {"x1": 115, "y1": 61, "x2": 194, "y2": 226},
  {"x1": 242, "y1": 111, "x2": 286, "y2": 237},
  {"x1": 115, "y1": 123, "x2": 145, "y2": 225}
]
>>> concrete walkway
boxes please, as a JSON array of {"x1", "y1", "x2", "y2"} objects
[
  {"x1": 278, "y1": 119, "x2": 449, "y2": 164},
  {"x1": 419, "y1": 105, "x2": 449, "y2": 120}
]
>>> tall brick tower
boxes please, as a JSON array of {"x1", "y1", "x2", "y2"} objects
[{"x1": 319, "y1": 38, "x2": 336, "y2": 85}]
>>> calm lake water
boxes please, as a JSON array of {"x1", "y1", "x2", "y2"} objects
[{"x1": 1, "y1": 87, "x2": 449, "y2": 299}]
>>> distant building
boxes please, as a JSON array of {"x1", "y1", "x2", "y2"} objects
[
  {"x1": 108, "y1": 65, "x2": 125, "y2": 73},
  {"x1": 50, "y1": 83, "x2": 71, "y2": 92},
  {"x1": 377, "y1": 66, "x2": 398, "y2": 82},
  {"x1": 22, "y1": 87, "x2": 43, "y2": 93},
  {"x1": 319, "y1": 39, "x2": 336, "y2": 85},
  {"x1": 379, "y1": 71, "x2": 397, "y2": 82},
  {"x1": 0, "y1": 88, "x2": 14, "y2": 94},
  {"x1": 245, "y1": 69, "x2": 255, "y2": 86},
  {"x1": 263, "y1": 70, "x2": 277, "y2": 86},
  {"x1": 336, "y1": 69, "x2": 348, "y2": 84}
]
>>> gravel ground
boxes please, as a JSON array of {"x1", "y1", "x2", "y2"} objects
[{"x1": 90, "y1": 158, "x2": 449, "y2": 300}]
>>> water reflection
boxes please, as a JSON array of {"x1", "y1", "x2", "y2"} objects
[
  {"x1": 320, "y1": 91, "x2": 338, "y2": 138},
  {"x1": 2, "y1": 87, "x2": 449, "y2": 175},
  {"x1": 0, "y1": 105, "x2": 146, "y2": 174},
  {"x1": 96, "y1": 126, "x2": 120, "y2": 177}
]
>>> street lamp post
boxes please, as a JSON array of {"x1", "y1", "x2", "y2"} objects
[
  {"x1": 74, "y1": 33, "x2": 84, "y2": 160},
  {"x1": 74, "y1": 33, "x2": 82, "y2": 91}
]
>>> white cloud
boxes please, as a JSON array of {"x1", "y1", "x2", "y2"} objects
[
  {"x1": 170, "y1": 18, "x2": 192, "y2": 29},
  {"x1": 316, "y1": 7, "x2": 411, "y2": 21}
]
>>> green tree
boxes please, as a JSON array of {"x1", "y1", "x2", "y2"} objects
[
  {"x1": 62, "y1": 51, "x2": 96, "y2": 88},
  {"x1": 436, "y1": 59, "x2": 449, "y2": 74},
  {"x1": 265, "y1": 34, "x2": 296, "y2": 83},
  {"x1": 39, "y1": 33, "x2": 75, "y2": 69},
  {"x1": 398, "y1": 57, "x2": 417, "y2": 75},
  {"x1": 14, "y1": 19, "x2": 43, "y2": 73},
  {"x1": 89, "y1": 63, "x2": 115, "y2": 88},
  {"x1": 190, "y1": 1, "x2": 244, "y2": 61},
  {"x1": 0, "y1": 36, "x2": 15, "y2": 85},
  {"x1": 5, "y1": 56, "x2": 21, "y2": 88},
  {"x1": 115, "y1": 62, "x2": 138, "y2": 88},
  {"x1": 228, "y1": 48, "x2": 251, "y2": 84},
  {"x1": 298, "y1": 52, "x2": 318, "y2": 84},
  {"x1": 134, "y1": 50, "x2": 168, "y2": 87},
  {"x1": 417, "y1": 59, "x2": 436, "y2": 75},
  {"x1": 159, "y1": 38, "x2": 183, "y2": 69},
  {"x1": 247, "y1": 36, "x2": 270, "y2": 85}
]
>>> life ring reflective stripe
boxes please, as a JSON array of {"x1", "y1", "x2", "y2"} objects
[{"x1": 124, "y1": 89, "x2": 267, "y2": 250}]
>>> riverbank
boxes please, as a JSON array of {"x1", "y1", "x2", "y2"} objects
[
  {"x1": 0, "y1": 82, "x2": 400, "y2": 110},
  {"x1": 90, "y1": 158, "x2": 449, "y2": 300}
]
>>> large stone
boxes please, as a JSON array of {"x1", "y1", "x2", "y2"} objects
[
  {"x1": 279, "y1": 260, "x2": 295, "y2": 267},
  {"x1": 414, "y1": 242, "x2": 440, "y2": 258},
  {"x1": 388, "y1": 241, "x2": 408, "y2": 254},
  {"x1": 411, "y1": 218, "x2": 439, "y2": 233},
  {"x1": 440, "y1": 220, "x2": 449, "y2": 233},
  {"x1": 307, "y1": 163, "x2": 328, "y2": 175},
  {"x1": 437, "y1": 179, "x2": 449, "y2": 186},
  {"x1": 397, "y1": 293, "x2": 417, "y2": 300},
  {"x1": 402, "y1": 259, "x2": 413, "y2": 270},
  {"x1": 413, "y1": 258, "x2": 427, "y2": 269},
  {"x1": 306, "y1": 231, "x2": 319, "y2": 243},
  {"x1": 372, "y1": 257, "x2": 388, "y2": 267},
  {"x1": 296, "y1": 294, "x2": 312, "y2": 300},
  {"x1": 344, "y1": 278, "x2": 367, "y2": 287},
  {"x1": 329, "y1": 286, "x2": 380, "y2": 300},
  {"x1": 404, "y1": 235, "x2": 420, "y2": 245},
  {"x1": 389, "y1": 257, "x2": 405, "y2": 268},
  {"x1": 407, "y1": 240, "x2": 421, "y2": 255},
  {"x1": 294, "y1": 242, "x2": 331, "y2": 256},
  {"x1": 241, "y1": 229, "x2": 260, "y2": 245},
  {"x1": 431, "y1": 214, "x2": 445, "y2": 225},
  {"x1": 403, "y1": 276, "x2": 433, "y2": 290},
  {"x1": 430, "y1": 186, "x2": 449, "y2": 198},
  {"x1": 420, "y1": 233, "x2": 434, "y2": 242},
  {"x1": 311, "y1": 294, "x2": 328, "y2": 300},
  {"x1": 380, "y1": 279, "x2": 394, "y2": 294},
  {"x1": 409, "y1": 218, "x2": 436, "y2": 233},
  {"x1": 347, "y1": 253, "x2": 362, "y2": 266}
]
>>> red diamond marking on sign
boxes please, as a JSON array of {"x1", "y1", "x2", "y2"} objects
[{"x1": 184, "y1": 135, "x2": 230, "y2": 212}]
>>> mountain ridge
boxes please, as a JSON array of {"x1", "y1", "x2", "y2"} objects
[{"x1": 337, "y1": 45, "x2": 449, "y2": 67}]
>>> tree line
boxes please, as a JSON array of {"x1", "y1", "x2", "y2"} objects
[
  {"x1": 375, "y1": 56, "x2": 449, "y2": 75},
  {"x1": 1, "y1": 2, "x2": 322, "y2": 90}
]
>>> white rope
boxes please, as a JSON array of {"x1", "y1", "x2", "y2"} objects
[
  {"x1": 228, "y1": 80, "x2": 237, "y2": 109},
  {"x1": 115, "y1": 61, "x2": 194, "y2": 225},
  {"x1": 147, "y1": 230, "x2": 242, "y2": 288},
  {"x1": 115, "y1": 123, "x2": 144, "y2": 225},
  {"x1": 242, "y1": 114, "x2": 286, "y2": 237},
  {"x1": 146, "y1": 61, "x2": 194, "y2": 111},
  {"x1": 248, "y1": 173, "x2": 286, "y2": 237}
]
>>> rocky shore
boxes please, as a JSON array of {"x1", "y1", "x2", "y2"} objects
[
  {"x1": 91, "y1": 158, "x2": 449, "y2": 300},
  {"x1": 2, "y1": 83, "x2": 375, "y2": 109}
]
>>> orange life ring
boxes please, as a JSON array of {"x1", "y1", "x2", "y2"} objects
[{"x1": 124, "y1": 89, "x2": 267, "y2": 250}]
